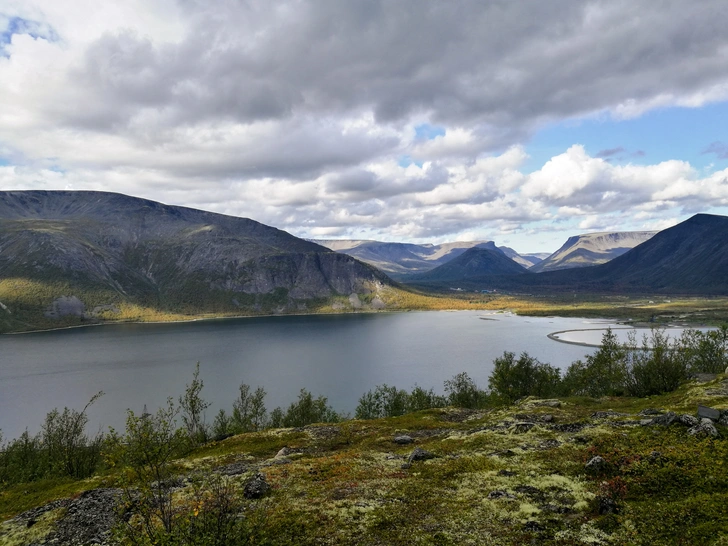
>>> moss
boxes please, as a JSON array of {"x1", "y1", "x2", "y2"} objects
[{"x1": 0, "y1": 506, "x2": 66, "y2": 546}]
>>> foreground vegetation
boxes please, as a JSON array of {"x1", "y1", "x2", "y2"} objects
[{"x1": 1, "y1": 327, "x2": 727, "y2": 545}]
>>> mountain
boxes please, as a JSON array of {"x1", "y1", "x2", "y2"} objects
[
  {"x1": 411, "y1": 247, "x2": 529, "y2": 283},
  {"x1": 483, "y1": 214, "x2": 728, "y2": 294},
  {"x1": 314, "y1": 239, "x2": 535, "y2": 276},
  {"x1": 530, "y1": 231, "x2": 656, "y2": 272},
  {"x1": 0, "y1": 191, "x2": 390, "y2": 330}
]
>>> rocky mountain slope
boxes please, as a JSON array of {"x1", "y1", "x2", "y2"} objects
[
  {"x1": 0, "y1": 191, "x2": 390, "y2": 331},
  {"x1": 479, "y1": 214, "x2": 728, "y2": 294},
  {"x1": 314, "y1": 239, "x2": 538, "y2": 277},
  {"x1": 411, "y1": 247, "x2": 529, "y2": 283},
  {"x1": 530, "y1": 231, "x2": 656, "y2": 273}
]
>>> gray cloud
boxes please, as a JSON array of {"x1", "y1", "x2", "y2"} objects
[{"x1": 2, "y1": 0, "x2": 728, "y2": 252}]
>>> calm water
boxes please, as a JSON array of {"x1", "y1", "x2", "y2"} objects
[{"x1": 0, "y1": 311, "x2": 611, "y2": 439}]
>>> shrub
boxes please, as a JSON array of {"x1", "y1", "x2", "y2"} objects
[
  {"x1": 179, "y1": 363, "x2": 210, "y2": 447},
  {"x1": 488, "y1": 351, "x2": 562, "y2": 403},
  {"x1": 624, "y1": 330, "x2": 687, "y2": 397},
  {"x1": 282, "y1": 389, "x2": 340, "y2": 427},
  {"x1": 563, "y1": 328, "x2": 627, "y2": 397},
  {"x1": 0, "y1": 392, "x2": 104, "y2": 485},
  {"x1": 355, "y1": 384, "x2": 409, "y2": 419},
  {"x1": 680, "y1": 325, "x2": 728, "y2": 374},
  {"x1": 444, "y1": 372, "x2": 488, "y2": 409},
  {"x1": 407, "y1": 385, "x2": 447, "y2": 412},
  {"x1": 232, "y1": 384, "x2": 268, "y2": 433}
]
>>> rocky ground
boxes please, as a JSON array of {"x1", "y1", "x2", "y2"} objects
[{"x1": 1, "y1": 376, "x2": 727, "y2": 545}]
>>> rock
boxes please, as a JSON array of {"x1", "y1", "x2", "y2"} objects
[
  {"x1": 393, "y1": 435, "x2": 414, "y2": 445},
  {"x1": 719, "y1": 411, "x2": 728, "y2": 427},
  {"x1": 408, "y1": 447, "x2": 436, "y2": 463},
  {"x1": 698, "y1": 405, "x2": 721, "y2": 421},
  {"x1": 639, "y1": 419, "x2": 654, "y2": 426},
  {"x1": 639, "y1": 408, "x2": 664, "y2": 416},
  {"x1": 498, "y1": 470, "x2": 517, "y2": 477},
  {"x1": 677, "y1": 414, "x2": 699, "y2": 427},
  {"x1": 694, "y1": 373, "x2": 718, "y2": 383},
  {"x1": 275, "y1": 447, "x2": 292, "y2": 458},
  {"x1": 688, "y1": 418, "x2": 719, "y2": 438},
  {"x1": 42, "y1": 488, "x2": 122, "y2": 546},
  {"x1": 243, "y1": 472, "x2": 271, "y2": 499},
  {"x1": 537, "y1": 439, "x2": 561, "y2": 450},
  {"x1": 593, "y1": 411, "x2": 628, "y2": 419},
  {"x1": 532, "y1": 399, "x2": 561, "y2": 408},
  {"x1": 487, "y1": 490, "x2": 515, "y2": 500},
  {"x1": 650, "y1": 411, "x2": 677, "y2": 426},
  {"x1": 218, "y1": 462, "x2": 250, "y2": 476},
  {"x1": 512, "y1": 422, "x2": 535, "y2": 433},
  {"x1": 541, "y1": 414, "x2": 555, "y2": 423},
  {"x1": 585, "y1": 456, "x2": 608, "y2": 473},
  {"x1": 648, "y1": 451, "x2": 663, "y2": 462},
  {"x1": 550, "y1": 422, "x2": 588, "y2": 433}
]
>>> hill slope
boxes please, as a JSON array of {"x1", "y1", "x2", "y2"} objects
[
  {"x1": 0, "y1": 191, "x2": 390, "y2": 331},
  {"x1": 314, "y1": 239, "x2": 536, "y2": 276},
  {"x1": 530, "y1": 231, "x2": 656, "y2": 272},
  {"x1": 494, "y1": 214, "x2": 728, "y2": 294},
  {"x1": 412, "y1": 247, "x2": 528, "y2": 283}
]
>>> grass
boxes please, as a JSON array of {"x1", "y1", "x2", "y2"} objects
[{"x1": 2, "y1": 375, "x2": 727, "y2": 544}]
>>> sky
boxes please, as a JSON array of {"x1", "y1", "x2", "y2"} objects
[{"x1": 1, "y1": 1, "x2": 728, "y2": 254}]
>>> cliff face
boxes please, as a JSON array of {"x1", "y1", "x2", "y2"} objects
[
  {"x1": 530, "y1": 231, "x2": 657, "y2": 272},
  {"x1": 0, "y1": 191, "x2": 390, "y2": 328}
]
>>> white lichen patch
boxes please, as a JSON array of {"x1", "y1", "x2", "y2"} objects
[
  {"x1": 555, "y1": 522, "x2": 615, "y2": 545},
  {"x1": 0, "y1": 507, "x2": 66, "y2": 546}
]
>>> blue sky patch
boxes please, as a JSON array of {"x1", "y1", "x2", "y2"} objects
[
  {"x1": 414, "y1": 123, "x2": 446, "y2": 141},
  {"x1": 524, "y1": 102, "x2": 728, "y2": 173},
  {"x1": 0, "y1": 15, "x2": 59, "y2": 56},
  {"x1": 398, "y1": 155, "x2": 423, "y2": 168}
]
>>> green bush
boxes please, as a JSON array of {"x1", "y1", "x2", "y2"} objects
[
  {"x1": 179, "y1": 363, "x2": 210, "y2": 447},
  {"x1": 281, "y1": 389, "x2": 340, "y2": 427},
  {"x1": 355, "y1": 384, "x2": 410, "y2": 419},
  {"x1": 444, "y1": 372, "x2": 488, "y2": 409},
  {"x1": 563, "y1": 328, "x2": 627, "y2": 397},
  {"x1": 232, "y1": 384, "x2": 268, "y2": 433},
  {"x1": 0, "y1": 392, "x2": 104, "y2": 485},
  {"x1": 488, "y1": 351, "x2": 562, "y2": 403},
  {"x1": 680, "y1": 324, "x2": 728, "y2": 374},
  {"x1": 624, "y1": 330, "x2": 687, "y2": 397}
]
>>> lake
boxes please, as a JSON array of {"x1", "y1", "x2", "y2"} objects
[{"x1": 0, "y1": 311, "x2": 619, "y2": 439}]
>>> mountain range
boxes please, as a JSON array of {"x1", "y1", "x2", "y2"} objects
[
  {"x1": 313, "y1": 239, "x2": 542, "y2": 277},
  {"x1": 0, "y1": 191, "x2": 389, "y2": 330},
  {"x1": 407, "y1": 214, "x2": 728, "y2": 295},
  {"x1": 1, "y1": 191, "x2": 727, "y2": 333},
  {"x1": 529, "y1": 231, "x2": 656, "y2": 273}
]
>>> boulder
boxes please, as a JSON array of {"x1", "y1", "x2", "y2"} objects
[
  {"x1": 688, "y1": 418, "x2": 719, "y2": 438},
  {"x1": 677, "y1": 414, "x2": 699, "y2": 427},
  {"x1": 487, "y1": 490, "x2": 515, "y2": 500},
  {"x1": 393, "y1": 435, "x2": 414, "y2": 445},
  {"x1": 697, "y1": 405, "x2": 721, "y2": 421},
  {"x1": 585, "y1": 456, "x2": 608, "y2": 473},
  {"x1": 650, "y1": 411, "x2": 677, "y2": 426},
  {"x1": 407, "y1": 447, "x2": 436, "y2": 463},
  {"x1": 243, "y1": 472, "x2": 271, "y2": 499}
]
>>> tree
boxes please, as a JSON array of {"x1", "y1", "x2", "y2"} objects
[
  {"x1": 444, "y1": 372, "x2": 487, "y2": 409},
  {"x1": 282, "y1": 389, "x2": 339, "y2": 427},
  {"x1": 108, "y1": 398, "x2": 187, "y2": 539},
  {"x1": 355, "y1": 384, "x2": 409, "y2": 419},
  {"x1": 563, "y1": 328, "x2": 627, "y2": 397},
  {"x1": 488, "y1": 352, "x2": 561, "y2": 403},
  {"x1": 624, "y1": 329, "x2": 687, "y2": 397},
  {"x1": 232, "y1": 384, "x2": 268, "y2": 433},
  {"x1": 41, "y1": 391, "x2": 105, "y2": 479},
  {"x1": 179, "y1": 363, "x2": 210, "y2": 446}
]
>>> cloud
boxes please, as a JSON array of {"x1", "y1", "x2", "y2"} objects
[
  {"x1": 703, "y1": 141, "x2": 728, "y2": 159},
  {"x1": 596, "y1": 147, "x2": 625, "y2": 158},
  {"x1": 1, "y1": 1, "x2": 728, "y2": 251}
]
